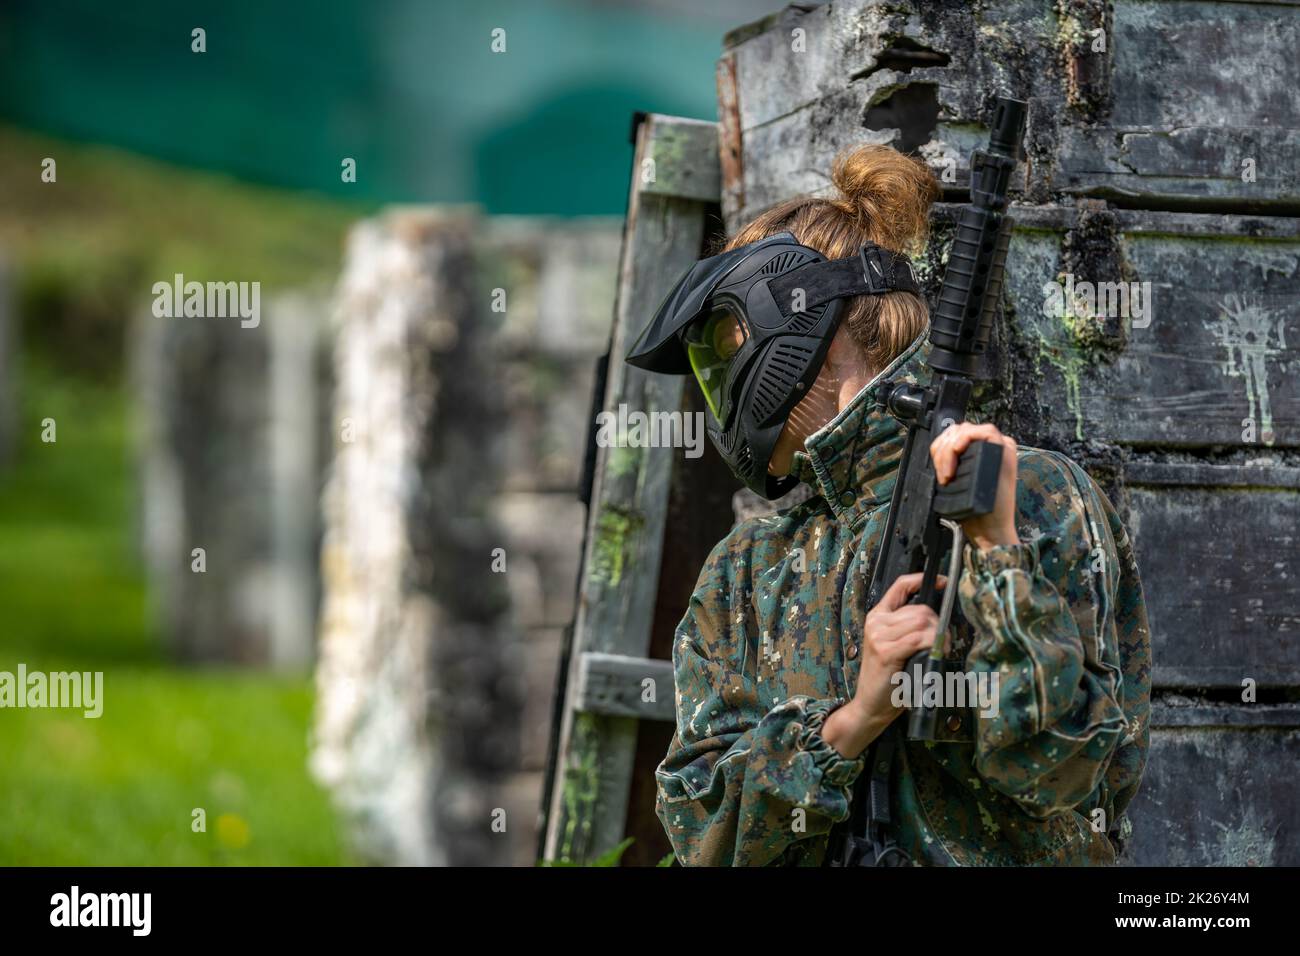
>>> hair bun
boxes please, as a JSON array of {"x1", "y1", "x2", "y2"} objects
[{"x1": 829, "y1": 145, "x2": 938, "y2": 253}]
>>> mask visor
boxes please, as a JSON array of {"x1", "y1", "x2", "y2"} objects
[{"x1": 685, "y1": 310, "x2": 747, "y2": 420}]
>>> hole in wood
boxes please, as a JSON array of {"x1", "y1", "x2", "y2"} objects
[{"x1": 863, "y1": 83, "x2": 940, "y2": 155}]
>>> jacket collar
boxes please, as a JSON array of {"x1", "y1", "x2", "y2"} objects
[{"x1": 790, "y1": 330, "x2": 931, "y2": 530}]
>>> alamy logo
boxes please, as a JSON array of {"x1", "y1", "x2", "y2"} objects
[
  {"x1": 890, "y1": 662, "x2": 1000, "y2": 718},
  {"x1": 151, "y1": 273, "x2": 261, "y2": 328},
  {"x1": 0, "y1": 664, "x2": 103, "y2": 718},
  {"x1": 50, "y1": 886, "x2": 151, "y2": 936},
  {"x1": 1042, "y1": 273, "x2": 1152, "y2": 329},
  {"x1": 594, "y1": 404, "x2": 705, "y2": 459}
]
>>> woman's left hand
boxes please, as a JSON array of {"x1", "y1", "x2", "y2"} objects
[{"x1": 929, "y1": 422, "x2": 1021, "y2": 551}]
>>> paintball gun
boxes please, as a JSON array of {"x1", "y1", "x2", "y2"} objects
[{"x1": 867, "y1": 95, "x2": 1028, "y2": 742}]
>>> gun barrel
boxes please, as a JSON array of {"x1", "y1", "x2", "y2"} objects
[
  {"x1": 926, "y1": 95, "x2": 1026, "y2": 377},
  {"x1": 988, "y1": 97, "x2": 1027, "y2": 159}
]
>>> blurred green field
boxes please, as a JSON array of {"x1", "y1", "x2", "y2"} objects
[{"x1": 0, "y1": 332, "x2": 351, "y2": 867}]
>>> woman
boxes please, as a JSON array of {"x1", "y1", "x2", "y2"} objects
[{"x1": 628, "y1": 145, "x2": 1151, "y2": 866}]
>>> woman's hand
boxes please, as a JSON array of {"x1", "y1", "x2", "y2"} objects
[
  {"x1": 929, "y1": 422, "x2": 1021, "y2": 551},
  {"x1": 822, "y1": 572, "x2": 943, "y2": 759}
]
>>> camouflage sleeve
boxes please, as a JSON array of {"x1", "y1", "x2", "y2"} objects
[
  {"x1": 957, "y1": 450, "x2": 1138, "y2": 821},
  {"x1": 655, "y1": 595, "x2": 865, "y2": 866}
]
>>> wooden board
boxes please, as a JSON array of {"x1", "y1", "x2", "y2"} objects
[
  {"x1": 540, "y1": 115, "x2": 720, "y2": 864},
  {"x1": 1123, "y1": 721, "x2": 1300, "y2": 865},
  {"x1": 1000, "y1": 211, "x2": 1300, "y2": 449},
  {"x1": 1128, "y1": 486, "x2": 1300, "y2": 688},
  {"x1": 576, "y1": 653, "x2": 675, "y2": 722}
]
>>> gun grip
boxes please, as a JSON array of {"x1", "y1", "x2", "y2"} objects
[{"x1": 934, "y1": 439, "x2": 1003, "y2": 521}]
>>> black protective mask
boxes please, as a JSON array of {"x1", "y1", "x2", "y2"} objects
[{"x1": 626, "y1": 231, "x2": 921, "y2": 498}]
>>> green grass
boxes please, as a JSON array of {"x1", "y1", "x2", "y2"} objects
[
  {"x1": 0, "y1": 357, "x2": 351, "y2": 865},
  {"x1": 0, "y1": 671, "x2": 346, "y2": 865},
  {"x1": 0, "y1": 361, "x2": 154, "y2": 664}
]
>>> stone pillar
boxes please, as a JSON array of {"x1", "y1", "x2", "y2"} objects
[
  {"x1": 311, "y1": 209, "x2": 518, "y2": 866},
  {"x1": 132, "y1": 289, "x2": 327, "y2": 666}
]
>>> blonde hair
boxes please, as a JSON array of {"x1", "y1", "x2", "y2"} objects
[{"x1": 724, "y1": 145, "x2": 938, "y2": 373}]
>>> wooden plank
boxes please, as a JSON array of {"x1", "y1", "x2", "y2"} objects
[
  {"x1": 716, "y1": 51, "x2": 745, "y2": 224},
  {"x1": 1109, "y1": 4, "x2": 1300, "y2": 129},
  {"x1": 1002, "y1": 227, "x2": 1300, "y2": 449},
  {"x1": 1014, "y1": 205, "x2": 1300, "y2": 239},
  {"x1": 1059, "y1": 127, "x2": 1300, "y2": 210},
  {"x1": 1125, "y1": 460, "x2": 1300, "y2": 490},
  {"x1": 640, "y1": 116, "x2": 723, "y2": 203},
  {"x1": 575, "y1": 653, "x2": 675, "y2": 722},
  {"x1": 1151, "y1": 702, "x2": 1300, "y2": 728},
  {"x1": 1059, "y1": 1, "x2": 1300, "y2": 207},
  {"x1": 1126, "y1": 486, "x2": 1300, "y2": 689},
  {"x1": 1123, "y1": 725, "x2": 1300, "y2": 865},
  {"x1": 541, "y1": 114, "x2": 718, "y2": 864}
]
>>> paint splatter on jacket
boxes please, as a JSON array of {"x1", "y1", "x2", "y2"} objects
[{"x1": 655, "y1": 333, "x2": 1152, "y2": 866}]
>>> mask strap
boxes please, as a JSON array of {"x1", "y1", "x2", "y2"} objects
[{"x1": 767, "y1": 243, "x2": 921, "y2": 318}]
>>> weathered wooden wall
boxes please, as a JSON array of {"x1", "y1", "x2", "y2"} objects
[
  {"x1": 719, "y1": 0, "x2": 1298, "y2": 865},
  {"x1": 721, "y1": 0, "x2": 1300, "y2": 218}
]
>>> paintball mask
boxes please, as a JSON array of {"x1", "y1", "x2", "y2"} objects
[{"x1": 626, "y1": 231, "x2": 921, "y2": 498}]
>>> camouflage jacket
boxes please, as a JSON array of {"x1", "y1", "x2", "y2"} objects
[{"x1": 655, "y1": 333, "x2": 1152, "y2": 866}]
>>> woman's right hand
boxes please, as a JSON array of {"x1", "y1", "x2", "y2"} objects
[{"x1": 822, "y1": 572, "x2": 943, "y2": 759}]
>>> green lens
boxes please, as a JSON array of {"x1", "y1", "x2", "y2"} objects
[
  {"x1": 686, "y1": 311, "x2": 745, "y2": 419},
  {"x1": 687, "y1": 340, "x2": 726, "y2": 418}
]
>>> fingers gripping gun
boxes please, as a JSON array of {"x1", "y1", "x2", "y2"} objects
[{"x1": 867, "y1": 97, "x2": 1027, "y2": 742}]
